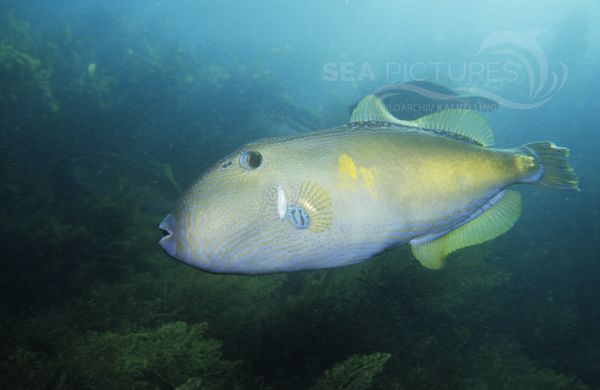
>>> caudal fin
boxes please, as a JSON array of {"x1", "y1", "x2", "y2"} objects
[{"x1": 523, "y1": 142, "x2": 579, "y2": 190}]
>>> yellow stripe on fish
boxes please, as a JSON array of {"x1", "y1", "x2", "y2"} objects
[
  {"x1": 338, "y1": 153, "x2": 378, "y2": 196},
  {"x1": 338, "y1": 153, "x2": 358, "y2": 180}
]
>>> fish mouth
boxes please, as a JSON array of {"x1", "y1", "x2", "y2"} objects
[
  {"x1": 159, "y1": 223, "x2": 172, "y2": 238},
  {"x1": 158, "y1": 213, "x2": 177, "y2": 257}
]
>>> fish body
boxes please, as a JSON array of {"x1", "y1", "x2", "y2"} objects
[{"x1": 159, "y1": 95, "x2": 578, "y2": 274}]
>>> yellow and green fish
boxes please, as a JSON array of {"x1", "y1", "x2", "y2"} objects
[{"x1": 159, "y1": 95, "x2": 578, "y2": 274}]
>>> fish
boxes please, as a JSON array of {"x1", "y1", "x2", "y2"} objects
[{"x1": 159, "y1": 94, "x2": 578, "y2": 274}]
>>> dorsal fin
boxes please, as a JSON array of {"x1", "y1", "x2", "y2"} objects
[
  {"x1": 411, "y1": 110, "x2": 495, "y2": 147},
  {"x1": 350, "y1": 95, "x2": 495, "y2": 147},
  {"x1": 350, "y1": 95, "x2": 408, "y2": 124}
]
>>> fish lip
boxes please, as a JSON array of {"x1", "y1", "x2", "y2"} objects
[
  {"x1": 159, "y1": 215, "x2": 173, "y2": 238},
  {"x1": 158, "y1": 213, "x2": 177, "y2": 257}
]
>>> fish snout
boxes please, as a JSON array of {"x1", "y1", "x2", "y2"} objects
[{"x1": 159, "y1": 213, "x2": 178, "y2": 258}]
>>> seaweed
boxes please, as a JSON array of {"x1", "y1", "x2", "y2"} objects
[
  {"x1": 310, "y1": 352, "x2": 391, "y2": 390},
  {"x1": 0, "y1": 9, "x2": 60, "y2": 116},
  {"x1": 1, "y1": 322, "x2": 242, "y2": 389},
  {"x1": 463, "y1": 339, "x2": 588, "y2": 390}
]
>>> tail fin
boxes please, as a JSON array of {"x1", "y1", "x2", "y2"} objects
[{"x1": 523, "y1": 142, "x2": 579, "y2": 190}]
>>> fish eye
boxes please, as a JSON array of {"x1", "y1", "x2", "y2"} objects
[{"x1": 239, "y1": 150, "x2": 262, "y2": 170}]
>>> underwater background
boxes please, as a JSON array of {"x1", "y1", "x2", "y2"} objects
[{"x1": 1, "y1": 0, "x2": 599, "y2": 388}]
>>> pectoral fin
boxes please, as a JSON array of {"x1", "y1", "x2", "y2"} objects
[
  {"x1": 295, "y1": 181, "x2": 333, "y2": 233},
  {"x1": 410, "y1": 190, "x2": 522, "y2": 270}
]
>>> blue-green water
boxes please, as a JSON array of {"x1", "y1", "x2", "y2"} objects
[{"x1": 1, "y1": 1, "x2": 599, "y2": 388}]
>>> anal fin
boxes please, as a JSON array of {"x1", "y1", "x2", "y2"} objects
[{"x1": 410, "y1": 190, "x2": 522, "y2": 270}]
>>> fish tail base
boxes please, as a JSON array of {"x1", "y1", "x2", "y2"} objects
[{"x1": 522, "y1": 142, "x2": 579, "y2": 190}]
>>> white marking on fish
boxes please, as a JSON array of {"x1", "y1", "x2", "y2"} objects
[{"x1": 277, "y1": 185, "x2": 287, "y2": 220}]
